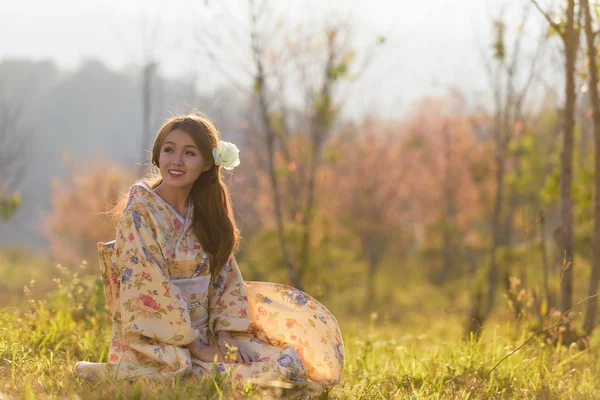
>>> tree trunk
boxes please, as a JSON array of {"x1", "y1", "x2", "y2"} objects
[
  {"x1": 258, "y1": 87, "x2": 304, "y2": 292},
  {"x1": 365, "y1": 253, "x2": 380, "y2": 311},
  {"x1": 298, "y1": 36, "x2": 336, "y2": 277},
  {"x1": 441, "y1": 120, "x2": 456, "y2": 281},
  {"x1": 582, "y1": 0, "x2": 600, "y2": 335},
  {"x1": 249, "y1": 1, "x2": 303, "y2": 291},
  {"x1": 299, "y1": 148, "x2": 320, "y2": 279},
  {"x1": 539, "y1": 210, "x2": 551, "y2": 316},
  {"x1": 265, "y1": 127, "x2": 304, "y2": 291},
  {"x1": 486, "y1": 150, "x2": 505, "y2": 315},
  {"x1": 559, "y1": 0, "x2": 577, "y2": 321},
  {"x1": 139, "y1": 62, "x2": 155, "y2": 177},
  {"x1": 502, "y1": 142, "x2": 522, "y2": 247},
  {"x1": 272, "y1": 101, "x2": 302, "y2": 221}
]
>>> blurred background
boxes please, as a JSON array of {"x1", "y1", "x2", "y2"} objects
[{"x1": 0, "y1": 0, "x2": 590, "y2": 341}]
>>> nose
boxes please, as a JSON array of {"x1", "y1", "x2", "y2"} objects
[{"x1": 173, "y1": 153, "x2": 184, "y2": 165}]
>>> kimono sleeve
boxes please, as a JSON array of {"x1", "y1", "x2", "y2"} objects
[
  {"x1": 116, "y1": 204, "x2": 199, "y2": 346},
  {"x1": 208, "y1": 256, "x2": 251, "y2": 335}
]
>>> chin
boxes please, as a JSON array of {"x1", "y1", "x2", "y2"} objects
[{"x1": 162, "y1": 178, "x2": 195, "y2": 189}]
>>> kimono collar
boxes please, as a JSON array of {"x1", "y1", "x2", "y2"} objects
[{"x1": 135, "y1": 180, "x2": 193, "y2": 226}]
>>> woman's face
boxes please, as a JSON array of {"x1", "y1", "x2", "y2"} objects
[{"x1": 158, "y1": 128, "x2": 211, "y2": 191}]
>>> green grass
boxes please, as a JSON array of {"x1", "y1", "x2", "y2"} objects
[
  {"x1": 1, "y1": 262, "x2": 600, "y2": 399},
  {"x1": 2, "y1": 306, "x2": 600, "y2": 399}
]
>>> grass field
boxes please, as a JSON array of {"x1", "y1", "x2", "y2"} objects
[{"x1": 1, "y1": 250, "x2": 600, "y2": 399}]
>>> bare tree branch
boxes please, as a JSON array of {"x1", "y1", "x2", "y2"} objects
[
  {"x1": 530, "y1": 0, "x2": 564, "y2": 37},
  {"x1": 248, "y1": 0, "x2": 304, "y2": 289},
  {"x1": 0, "y1": 88, "x2": 31, "y2": 194}
]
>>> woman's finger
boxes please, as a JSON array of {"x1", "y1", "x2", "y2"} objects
[
  {"x1": 236, "y1": 345, "x2": 249, "y2": 364},
  {"x1": 192, "y1": 348, "x2": 204, "y2": 361},
  {"x1": 240, "y1": 348, "x2": 251, "y2": 364},
  {"x1": 218, "y1": 339, "x2": 227, "y2": 358},
  {"x1": 188, "y1": 348, "x2": 198, "y2": 359}
]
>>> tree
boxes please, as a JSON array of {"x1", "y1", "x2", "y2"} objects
[
  {"x1": 481, "y1": 5, "x2": 544, "y2": 317},
  {"x1": 532, "y1": 0, "x2": 580, "y2": 342},
  {"x1": 114, "y1": 1, "x2": 170, "y2": 177},
  {"x1": 581, "y1": 0, "x2": 600, "y2": 335},
  {"x1": 43, "y1": 156, "x2": 133, "y2": 268},
  {"x1": 0, "y1": 89, "x2": 30, "y2": 221},
  {"x1": 327, "y1": 117, "x2": 407, "y2": 309},
  {"x1": 399, "y1": 95, "x2": 491, "y2": 276},
  {"x1": 194, "y1": 0, "x2": 382, "y2": 289},
  {"x1": 321, "y1": 94, "x2": 492, "y2": 310},
  {"x1": 140, "y1": 61, "x2": 158, "y2": 177},
  {"x1": 295, "y1": 21, "x2": 367, "y2": 281},
  {"x1": 247, "y1": 0, "x2": 304, "y2": 289}
]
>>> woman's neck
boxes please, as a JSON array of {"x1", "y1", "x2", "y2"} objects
[{"x1": 155, "y1": 183, "x2": 190, "y2": 218}]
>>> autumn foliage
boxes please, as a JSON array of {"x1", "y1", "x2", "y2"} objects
[
  {"x1": 43, "y1": 155, "x2": 134, "y2": 268},
  {"x1": 41, "y1": 89, "x2": 562, "y2": 317}
]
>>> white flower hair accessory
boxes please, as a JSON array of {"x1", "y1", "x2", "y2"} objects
[{"x1": 212, "y1": 140, "x2": 241, "y2": 170}]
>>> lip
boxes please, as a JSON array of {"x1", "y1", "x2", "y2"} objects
[{"x1": 168, "y1": 169, "x2": 185, "y2": 178}]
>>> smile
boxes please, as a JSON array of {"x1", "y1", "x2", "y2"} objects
[{"x1": 168, "y1": 170, "x2": 185, "y2": 176}]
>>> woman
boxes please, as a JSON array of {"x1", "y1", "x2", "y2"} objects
[{"x1": 75, "y1": 114, "x2": 344, "y2": 390}]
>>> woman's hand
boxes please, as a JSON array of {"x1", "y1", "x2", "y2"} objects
[
  {"x1": 217, "y1": 331, "x2": 251, "y2": 364},
  {"x1": 185, "y1": 339, "x2": 226, "y2": 363}
]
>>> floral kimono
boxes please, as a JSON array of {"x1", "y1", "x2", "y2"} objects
[{"x1": 75, "y1": 181, "x2": 344, "y2": 390}]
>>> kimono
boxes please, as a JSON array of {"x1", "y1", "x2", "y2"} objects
[{"x1": 75, "y1": 181, "x2": 344, "y2": 390}]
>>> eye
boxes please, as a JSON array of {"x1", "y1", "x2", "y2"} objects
[
  {"x1": 163, "y1": 147, "x2": 173, "y2": 153},
  {"x1": 186, "y1": 151, "x2": 196, "y2": 156}
]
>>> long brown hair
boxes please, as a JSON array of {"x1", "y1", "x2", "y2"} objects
[{"x1": 115, "y1": 114, "x2": 240, "y2": 277}]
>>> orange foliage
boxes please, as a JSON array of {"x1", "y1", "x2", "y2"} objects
[
  {"x1": 220, "y1": 93, "x2": 495, "y2": 256},
  {"x1": 322, "y1": 94, "x2": 494, "y2": 250},
  {"x1": 322, "y1": 117, "x2": 407, "y2": 240},
  {"x1": 43, "y1": 155, "x2": 134, "y2": 268},
  {"x1": 397, "y1": 95, "x2": 494, "y2": 247}
]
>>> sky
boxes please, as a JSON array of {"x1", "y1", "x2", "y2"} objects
[{"x1": 0, "y1": 0, "x2": 544, "y2": 117}]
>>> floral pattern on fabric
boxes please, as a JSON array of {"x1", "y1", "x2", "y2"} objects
[{"x1": 75, "y1": 180, "x2": 344, "y2": 390}]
